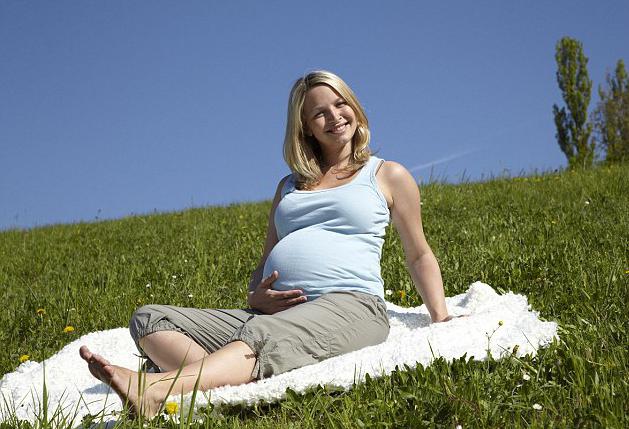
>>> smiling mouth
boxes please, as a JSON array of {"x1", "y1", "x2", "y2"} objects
[{"x1": 327, "y1": 122, "x2": 349, "y2": 134}]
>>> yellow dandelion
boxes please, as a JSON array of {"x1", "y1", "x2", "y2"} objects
[
  {"x1": 63, "y1": 325, "x2": 75, "y2": 333},
  {"x1": 398, "y1": 290, "x2": 406, "y2": 299},
  {"x1": 19, "y1": 354, "x2": 29, "y2": 363},
  {"x1": 164, "y1": 402, "x2": 178, "y2": 415},
  {"x1": 625, "y1": 270, "x2": 629, "y2": 275},
  {"x1": 36, "y1": 308, "x2": 46, "y2": 316}
]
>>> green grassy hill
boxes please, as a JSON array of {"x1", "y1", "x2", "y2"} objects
[{"x1": 1, "y1": 165, "x2": 627, "y2": 428}]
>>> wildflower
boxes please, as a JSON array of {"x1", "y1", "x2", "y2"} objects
[
  {"x1": 398, "y1": 290, "x2": 406, "y2": 299},
  {"x1": 625, "y1": 270, "x2": 629, "y2": 274},
  {"x1": 455, "y1": 425, "x2": 463, "y2": 429},
  {"x1": 532, "y1": 403, "x2": 543, "y2": 411},
  {"x1": 19, "y1": 354, "x2": 29, "y2": 363},
  {"x1": 584, "y1": 200, "x2": 590, "y2": 205},
  {"x1": 164, "y1": 402, "x2": 178, "y2": 415},
  {"x1": 63, "y1": 325, "x2": 75, "y2": 334},
  {"x1": 145, "y1": 283, "x2": 151, "y2": 288},
  {"x1": 187, "y1": 294, "x2": 194, "y2": 298},
  {"x1": 172, "y1": 275, "x2": 177, "y2": 279},
  {"x1": 36, "y1": 308, "x2": 45, "y2": 316},
  {"x1": 498, "y1": 320, "x2": 504, "y2": 326},
  {"x1": 522, "y1": 372, "x2": 531, "y2": 381},
  {"x1": 385, "y1": 289, "x2": 393, "y2": 296}
]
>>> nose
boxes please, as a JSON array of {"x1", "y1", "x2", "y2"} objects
[{"x1": 325, "y1": 107, "x2": 342, "y2": 122}]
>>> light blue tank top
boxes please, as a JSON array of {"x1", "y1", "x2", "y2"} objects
[{"x1": 263, "y1": 156, "x2": 391, "y2": 300}]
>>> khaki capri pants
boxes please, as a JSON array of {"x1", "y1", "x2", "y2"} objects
[{"x1": 129, "y1": 291, "x2": 389, "y2": 379}]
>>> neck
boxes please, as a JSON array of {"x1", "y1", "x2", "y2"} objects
[{"x1": 320, "y1": 146, "x2": 352, "y2": 171}]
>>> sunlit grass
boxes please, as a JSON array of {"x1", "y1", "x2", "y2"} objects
[{"x1": 0, "y1": 164, "x2": 627, "y2": 428}]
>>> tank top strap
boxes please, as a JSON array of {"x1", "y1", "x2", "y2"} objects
[
  {"x1": 363, "y1": 156, "x2": 385, "y2": 186},
  {"x1": 279, "y1": 156, "x2": 384, "y2": 198}
]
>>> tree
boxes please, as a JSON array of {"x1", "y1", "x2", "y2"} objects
[
  {"x1": 552, "y1": 37, "x2": 595, "y2": 169},
  {"x1": 592, "y1": 59, "x2": 629, "y2": 164}
]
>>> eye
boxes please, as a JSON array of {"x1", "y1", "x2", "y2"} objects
[{"x1": 336, "y1": 101, "x2": 347, "y2": 107}]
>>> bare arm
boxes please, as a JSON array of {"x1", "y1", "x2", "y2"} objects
[
  {"x1": 247, "y1": 175, "x2": 307, "y2": 314},
  {"x1": 380, "y1": 162, "x2": 449, "y2": 322}
]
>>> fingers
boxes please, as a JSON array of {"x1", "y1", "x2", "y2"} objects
[
  {"x1": 259, "y1": 271, "x2": 279, "y2": 289},
  {"x1": 275, "y1": 291, "x2": 307, "y2": 308},
  {"x1": 274, "y1": 289, "x2": 304, "y2": 299},
  {"x1": 273, "y1": 289, "x2": 307, "y2": 304},
  {"x1": 264, "y1": 290, "x2": 308, "y2": 313},
  {"x1": 283, "y1": 295, "x2": 307, "y2": 306}
]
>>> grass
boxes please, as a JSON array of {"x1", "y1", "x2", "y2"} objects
[{"x1": 0, "y1": 164, "x2": 627, "y2": 428}]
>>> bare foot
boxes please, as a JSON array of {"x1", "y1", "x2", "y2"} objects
[{"x1": 79, "y1": 345, "x2": 163, "y2": 418}]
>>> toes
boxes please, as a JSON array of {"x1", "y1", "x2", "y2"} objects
[
  {"x1": 102, "y1": 364, "x2": 116, "y2": 379},
  {"x1": 79, "y1": 345, "x2": 92, "y2": 361},
  {"x1": 92, "y1": 352, "x2": 112, "y2": 367}
]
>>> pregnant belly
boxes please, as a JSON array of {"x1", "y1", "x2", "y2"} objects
[{"x1": 263, "y1": 228, "x2": 369, "y2": 296}]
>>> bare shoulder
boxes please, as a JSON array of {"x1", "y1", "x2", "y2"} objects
[
  {"x1": 379, "y1": 160, "x2": 412, "y2": 181},
  {"x1": 375, "y1": 160, "x2": 417, "y2": 208}
]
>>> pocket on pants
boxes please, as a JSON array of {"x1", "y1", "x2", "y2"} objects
[{"x1": 328, "y1": 316, "x2": 390, "y2": 358}]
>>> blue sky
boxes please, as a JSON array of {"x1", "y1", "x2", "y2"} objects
[{"x1": 1, "y1": 1, "x2": 628, "y2": 230}]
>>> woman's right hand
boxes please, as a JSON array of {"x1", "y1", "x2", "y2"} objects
[{"x1": 247, "y1": 271, "x2": 307, "y2": 314}]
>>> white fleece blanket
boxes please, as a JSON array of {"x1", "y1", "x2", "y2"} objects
[{"x1": 0, "y1": 282, "x2": 558, "y2": 426}]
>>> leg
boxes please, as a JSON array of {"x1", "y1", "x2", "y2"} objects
[
  {"x1": 79, "y1": 340, "x2": 256, "y2": 418},
  {"x1": 138, "y1": 331, "x2": 208, "y2": 372},
  {"x1": 231, "y1": 290, "x2": 390, "y2": 379},
  {"x1": 129, "y1": 304, "x2": 258, "y2": 372}
]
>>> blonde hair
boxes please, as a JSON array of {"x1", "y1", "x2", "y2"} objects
[{"x1": 283, "y1": 70, "x2": 371, "y2": 190}]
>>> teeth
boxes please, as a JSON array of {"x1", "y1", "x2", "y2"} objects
[{"x1": 330, "y1": 123, "x2": 347, "y2": 133}]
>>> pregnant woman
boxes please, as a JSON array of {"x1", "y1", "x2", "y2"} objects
[{"x1": 79, "y1": 70, "x2": 451, "y2": 417}]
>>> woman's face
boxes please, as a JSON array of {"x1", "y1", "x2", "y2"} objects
[{"x1": 302, "y1": 85, "x2": 357, "y2": 153}]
